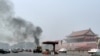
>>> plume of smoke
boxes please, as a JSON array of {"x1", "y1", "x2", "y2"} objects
[
  {"x1": 8, "y1": 17, "x2": 42, "y2": 46},
  {"x1": 34, "y1": 27, "x2": 42, "y2": 46},
  {"x1": 0, "y1": 0, "x2": 13, "y2": 28},
  {"x1": 0, "y1": 0, "x2": 13, "y2": 19},
  {"x1": 0, "y1": 0, "x2": 43, "y2": 45}
]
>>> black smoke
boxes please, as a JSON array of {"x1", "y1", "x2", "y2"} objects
[{"x1": 34, "y1": 27, "x2": 42, "y2": 46}]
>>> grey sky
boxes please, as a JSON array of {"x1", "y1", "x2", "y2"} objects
[{"x1": 11, "y1": 0, "x2": 100, "y2": 41}]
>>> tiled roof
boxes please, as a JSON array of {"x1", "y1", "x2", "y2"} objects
[{"x1": 69, "y1": 29, "x2": 90, "y2": 37}]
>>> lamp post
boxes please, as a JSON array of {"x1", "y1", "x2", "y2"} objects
[{"x1": 97, "y1": 39, "x2": 100, "y2": 49}]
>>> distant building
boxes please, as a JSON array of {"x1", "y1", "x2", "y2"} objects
[
  {"x1": 67, "y1": 29, "x2": 97, "y2": 43},
  {"x1": 56, "y1": 29, "x2": 99, "y2": 51}
]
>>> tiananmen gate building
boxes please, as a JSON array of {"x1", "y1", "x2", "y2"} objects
[{"x1": 56, "y1": 29, "x2": 99, "y2": 51}]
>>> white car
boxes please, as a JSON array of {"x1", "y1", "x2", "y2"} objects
[
  {"x1": 88, "y1": 48, "x2": 100, "y2": 56},
  {"x1": 59, "y1": 48, "x2": 67, "y2": 53}
]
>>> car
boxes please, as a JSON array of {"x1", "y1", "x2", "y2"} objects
[
  {"x1": 17, "y1": 49, "x2": 24, "y2": 52},
  {"x1": 25, "y1": 49, "x2": 32, "y2": 52},
  {"x1": 11, "y1": 49, "x2": 19, "y2": 53},
  {"x1": 42, "y1": 49, "x2": 51, "y2": 54},
  {"x1": 3, "y1": 49, "x2": 10, "y2": 53},
  {"x1": 0, "y1": 49, "x2": 10, "y2": 54},
  {"x1": 59, "y1": 48, "x2": 67, "y2": 53},
  {"x1": 88, "y1": 48, "x2": 100, "y2": 56},
  {"x1": 33, "y1": 49, "x2": 42, "y2": 53}
]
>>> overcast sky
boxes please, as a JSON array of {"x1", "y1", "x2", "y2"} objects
[{"x1": 11, "y1": 0, "x2": 100, "y2": 41}]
